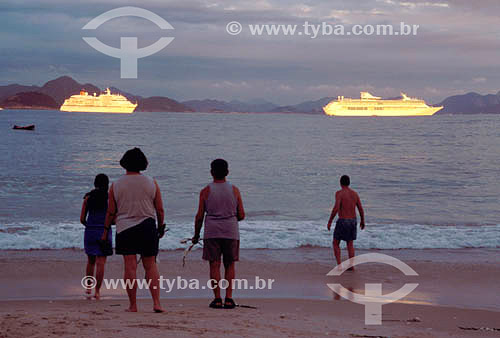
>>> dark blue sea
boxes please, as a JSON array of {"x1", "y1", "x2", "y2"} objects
[{"x1": 1, "y1": 110, "x2": 499, "y2": 249}]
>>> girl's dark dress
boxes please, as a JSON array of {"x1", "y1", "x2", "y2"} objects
[{"x1": 84, "y1": 189, "x2": 112, "y2": 256}]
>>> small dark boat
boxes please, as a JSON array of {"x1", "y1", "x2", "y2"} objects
[{"x1": 13, "y1": 125, "x2": 35, "y2": 131}]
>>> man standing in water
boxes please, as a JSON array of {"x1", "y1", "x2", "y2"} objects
[
  {"x1": 327, "y1": 175, "x2": 365, "y2": 270},
  {"x1": 193, "y1": 159, "x2": 245, "y2": 309}
]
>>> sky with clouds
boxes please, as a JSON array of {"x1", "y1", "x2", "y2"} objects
[{"x1": 1, "y1": 0, "x2": 499, "y2": 104}]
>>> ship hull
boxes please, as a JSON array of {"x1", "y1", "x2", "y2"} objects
[
  {"x1": 60, "y1": 104, "x2": 136, "y2": 113},
  {"x1": 324, "y1": 106, "x2": 442, "y2": 116}
]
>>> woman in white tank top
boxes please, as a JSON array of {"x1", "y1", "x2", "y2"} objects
[{"x1": 101, "y1": 148, "x2": 166, "y2": 313}]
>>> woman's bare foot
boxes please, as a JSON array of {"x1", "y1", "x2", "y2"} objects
[
  {"x1": 153, "y1": 307, "x2": 165, "y2": 313},
  {"x1": 94, "y1": 291, "x2": 101, "y2": 300},
  {"x1": 125, "y1": 306, "x2": 138, "y2": 312}
]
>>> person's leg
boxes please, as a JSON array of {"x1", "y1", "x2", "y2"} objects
[
  {"x1": 347, "y1": 240, "x2": 355, "y2": 259},
  {"x1": 223, "y1": 261, "x2": 235, "y2": 299},
  {"x1": 142, "y1": 256, "x2": 164, "y2": 312},
  {"x1": 123, "y1": 255, "x2": 138, "y2": 312},
  {"x1": 86, "y1": 255, "x2": 96, "y2": 276},
  {"x1": 346, "y1": 240, "x2": 355, "y2": 271},
  {"x1": 209, "y1": 260, "x2": 222, "y2": 299},
  {"x1": 94, "y1": 256, "x2": 107, "y2": 300},
  {"x1": 85, "y1": 255, "x2": 96, "y2": 296},
  {"x1": 333, "y1": 239, "x2": 342, "y2": 265}
]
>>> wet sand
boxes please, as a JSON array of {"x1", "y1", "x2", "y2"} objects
[{"x1": 0, "y1": 248, "x2": 499, "y2": 337}]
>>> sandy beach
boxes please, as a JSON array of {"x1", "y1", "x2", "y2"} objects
[
  {"x1": 0, "y1": 248, "x2": 499, "y2": 337},
  {"x1": 2, "y1": 298, "x2": 500, "y2": 338}
]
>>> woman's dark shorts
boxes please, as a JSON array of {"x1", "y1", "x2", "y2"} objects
[
  {"x1": 115, "y1": 218, "x2": 159, "y2": 256},
  {"x1": 333, "y1": 218, "x2": 357, "y2": 242},
  {"x1": 203, "y1": 238, "x2": 239, "y2": 263}
]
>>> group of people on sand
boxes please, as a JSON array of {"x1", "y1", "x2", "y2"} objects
[{"x1": 80, "y1": 147, "x2": 365, "y2": 312}]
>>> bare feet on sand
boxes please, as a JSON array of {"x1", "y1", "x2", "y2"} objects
[
  {"x1": 124, "y1": 306, "x2": 164, "y2": 313},
  {"x1": 153, "y1": 302, "x2": 165, "y2": 313}
]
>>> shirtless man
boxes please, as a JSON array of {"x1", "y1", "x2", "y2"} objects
[{"x1": 327, "y1": 175, "x2": 365, "y2": 269}]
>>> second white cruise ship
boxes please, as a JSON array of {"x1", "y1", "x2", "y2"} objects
[{"x1": 323, "y1": 92, "x2": 443, "y2": 116}]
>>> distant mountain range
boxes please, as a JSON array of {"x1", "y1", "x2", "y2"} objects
[
  {"x1": 269, "y1": 97, "x2": 336, "y2": 114},
  {"x1": 0, "y1": 76, "x2": 193, "y2": 112},
  {"x1": 435, "y1": 91, "x2": 500, "y2": 114},
  {"x1": 181, "y1": 97, "x2": 336, "y2": 114},
  {"x1": 181, "y1": 99, "x2": 278, "y2": 113},
  {"x1": 1, "y1": 76, "x2": 499, "y2": 114},
  {"x1": 1, "y1": 92, "x2": 58, "y2": 110}
]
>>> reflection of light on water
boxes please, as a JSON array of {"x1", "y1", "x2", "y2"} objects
[
  {"x1": 96, "y1": 164, "x2": 121, "y2": 169},
  {"x1": 396, "y1": 290, "x2": 437, "y2": 306},
  {"x1": 328, "y1": 284, "x2": 437, "y2": 306},
  {"x1": 63, "y1": 151, "x2": 124, "y2": 172},
  {"x1": 331, "y1": 290, "x2": 434, "y2": 306},
  {"x1": 395, "y1": 299, "x2": 434, "y2": 306}
]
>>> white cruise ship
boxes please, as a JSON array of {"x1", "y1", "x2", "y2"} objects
[
  {"x1": 323, "y1": 92, "x2": 443, "y2": 116},
  {"x1": 60, "y1": 88, "x2": 137, "y2": 113}
]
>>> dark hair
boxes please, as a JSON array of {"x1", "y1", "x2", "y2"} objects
[
  {"x1": 94, "y1": 173, "x2": 109, "y2": 190},
  {"x1": 87, "y1": 174, "x2": 109, "y2": 212},
  {"x1": 210, "y1": 158, "x2": 229, "y2": 180},
  {"x1": 120, "y1": 148, "x2": 148, "y2": 172},
  {"x1": 340, "y1": 175, "x2": 350, "y2": 186}
]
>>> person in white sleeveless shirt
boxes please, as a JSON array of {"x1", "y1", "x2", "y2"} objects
[
  {"x1": 193, "y1": 159, "x2": 245, "y2": 309},
  {"x1": 101, "y1": 148, "x2": 166, "y2": 313}
]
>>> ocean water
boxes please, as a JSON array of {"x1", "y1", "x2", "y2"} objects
[{"x1": 1, "y1": 110, "x2": 499, "y2": 250}]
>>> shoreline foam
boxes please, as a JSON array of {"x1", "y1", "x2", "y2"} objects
[{"x1": 1, "y1": 221, "x2": 499, "y2": 250}]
